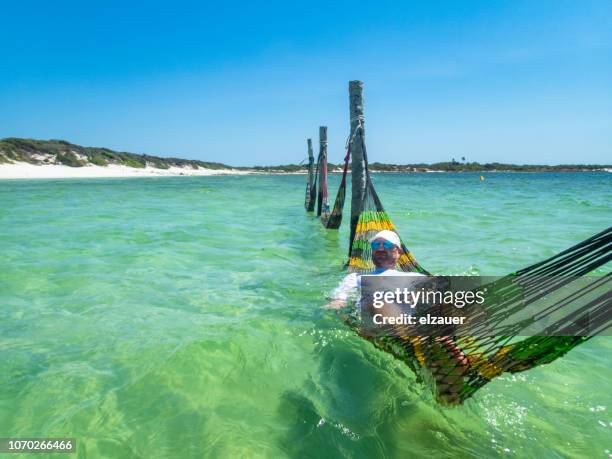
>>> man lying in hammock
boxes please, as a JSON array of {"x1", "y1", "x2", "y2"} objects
[
  {"x1": 325, "y1": 230, "x2": 424, "y2": 310},
  {"x1": 325, "y1": 230, "x2": 470, "y2": 402}
]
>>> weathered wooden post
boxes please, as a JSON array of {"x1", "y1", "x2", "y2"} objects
[
  {"x1": 307, "y1": 138, "x2": 314, "y2": 177},
  {"x1": 305, "y1": 138, "x2": 315, "y2": 211},
  {"x1": 316, "y1": 126, "x2": 328, "y2": 217},
  {"x1": 349, "y1": 81, "x2": 366, "y2": 252}
]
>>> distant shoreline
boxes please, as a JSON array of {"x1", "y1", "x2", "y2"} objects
[
  {"x1": 1, "y1": 162, "x2": 610, "y2": 180},
  {"x1": 1, "y1": 137, "x2": 610, "y2": 179}
]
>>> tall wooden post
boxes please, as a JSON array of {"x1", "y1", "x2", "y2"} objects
[
  {"x1": 316, "y1": 126, "x2": 327, "y2": 217},
  {"x1": 305, "y1": 138, "x2": 315, "y2": 211},
  {"x1": 349, "y1": 80, "x2": 366, "y2": 252},
  {"x1": 307, "y1": 138, "x2": 314, "y2": 169}
]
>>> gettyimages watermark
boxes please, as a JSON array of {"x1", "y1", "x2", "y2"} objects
[{"x1": 358, "y1": 275, "x2": 611, "y2": 338}]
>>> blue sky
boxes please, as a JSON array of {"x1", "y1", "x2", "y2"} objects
[{"x1": 1, "y1": 0, "x2": 610, "y2": 166}]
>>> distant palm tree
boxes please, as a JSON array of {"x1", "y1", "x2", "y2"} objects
[{"x1": 461, "y1": 156, "x2": 466, "y2": 162}]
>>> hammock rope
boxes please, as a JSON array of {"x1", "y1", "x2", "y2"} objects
[
  {"x1": 320, "y1": 120, "x2": 380, "y2": 230},
  {"x1": 311, "y1": 151, "x2": 321, "y2": 216},
  {"x1": 321, "y1": 144, "x2": 351, "y2": 229}
]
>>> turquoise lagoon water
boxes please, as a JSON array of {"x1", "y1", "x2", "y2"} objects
[{"x1": 1, "y1": 172, "x2": 610, "y2": 458}]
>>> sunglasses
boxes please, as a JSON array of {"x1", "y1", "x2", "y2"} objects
[{"x1": 371, "y1": 240, "x2": 396, "y2": 250}]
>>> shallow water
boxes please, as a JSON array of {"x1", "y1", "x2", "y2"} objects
[{"x1": 1, "y1": 172, "x2": 610, "y2": 458}]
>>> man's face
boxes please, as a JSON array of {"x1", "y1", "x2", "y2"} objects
[{"x1": 371, "y1": 238, "x2": 400, "y2": 269}]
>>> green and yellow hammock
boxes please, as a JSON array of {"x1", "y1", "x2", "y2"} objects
[{"x1": 311, "y1": 124, "x2": 611, "y2": 404}]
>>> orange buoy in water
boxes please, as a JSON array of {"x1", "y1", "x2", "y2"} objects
[{"x1": 480, "y1": 175, "x2": 485, "y2": 181}]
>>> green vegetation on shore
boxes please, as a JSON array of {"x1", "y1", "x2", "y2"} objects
[
  {"x1": 257, "y1": 161, "x2": 610, "y2": 173},
  {"x1": 365, "y1": 161, "x2": 611, "y2": 173},
  {"x1": 0, "y1": 138, "x2": 231, "y2": 170},
  {"x1": 1, "y1": 138, "x2": 609, "y2": 172}
]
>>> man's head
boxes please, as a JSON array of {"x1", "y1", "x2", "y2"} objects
[{"x1": 370, "y1": 230, "x2": 402, "y2": 269}]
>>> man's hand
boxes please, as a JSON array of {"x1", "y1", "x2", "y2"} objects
[{"x1": 324, "y1": 299, "x2": 347, "y2": 310}]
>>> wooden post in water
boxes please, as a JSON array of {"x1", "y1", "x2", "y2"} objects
[
  {"x1": 307, "y1": 138, "x2": 314, "y2": 169},
  {"x1": 316, "y1": 126, "x2": 328, "y2": 217},
  {"x1": 349, "y1": 80, "x2": 366, "y2": 253},
  {"x1": 305, "y1": 138, "x2": 315, "y2": 211}
]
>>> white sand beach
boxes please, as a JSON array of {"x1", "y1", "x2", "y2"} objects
[{"x1": 0, "y1": 162, "x2": 250, "y2": 180}]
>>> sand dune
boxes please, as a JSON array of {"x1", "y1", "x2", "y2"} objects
[{"x1": 0, "y1": 162, "x2": 249, "y2": 179}]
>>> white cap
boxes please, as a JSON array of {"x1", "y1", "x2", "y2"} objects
[{"x1": 370, "y1": 230, "x2": 401, "y2": 248}]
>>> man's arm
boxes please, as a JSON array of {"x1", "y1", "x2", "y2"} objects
[{"x1": 324, "y1": 273, "x2": 358, "y2": 309}]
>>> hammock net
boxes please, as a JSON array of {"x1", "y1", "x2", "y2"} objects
[
  {"x1": 315, "y1": 125, "x2": 611, "y2": 405},
  {"x1": 321, "y1": 145, "x2": 351, "y2": 229}
]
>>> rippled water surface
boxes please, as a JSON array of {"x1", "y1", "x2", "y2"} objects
[{"x1": 1, "y1": 173, "x2": 610, "y2": 458}]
